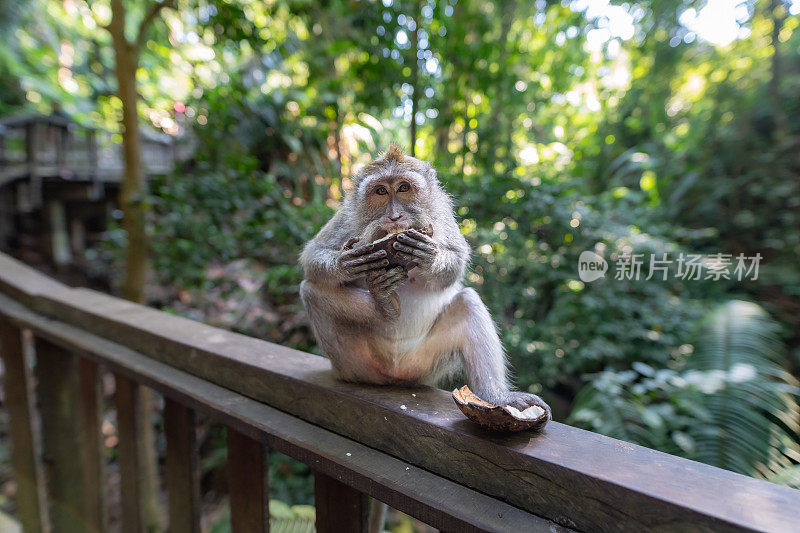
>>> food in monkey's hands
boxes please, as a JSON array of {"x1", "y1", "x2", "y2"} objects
[
  {"x1": 452, "y1": 385, "x2": 548, "y2": 432},
  {"x1": 359, "y1": 226, "x2": 433, "y2": 270}
]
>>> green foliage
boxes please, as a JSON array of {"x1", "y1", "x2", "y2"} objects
[
  {"x1": 150, "y1": 165, "x2": 329, "y2": 288},
  {"x1": 209, "y1": 500, "x2": 315, "y2": 533},
  {"x1": 581, "y1": 3, "x2": 800, "y2": 339},
  {"x1": 689, "y1": 301, "x2": 800, "y2": 481},
  {"x1": 148, "y1": 161, "x2": 329, "y2": 347},
  {"x1": 4, "y1": 0, "x2": 799, "y2": 493},
  {"x1": 445, "y1": 171, "x2": 720, "y2": 393},
  {"x1": 570, "y1": 300, "x2": 800, "y2": 486},
  {"x1": 135, "y1": 0, "x2": 800, "y2": 485}
]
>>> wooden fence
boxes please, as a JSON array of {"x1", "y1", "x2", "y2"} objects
[
  {"x1": 0, "y1": 251, "x2": 798, "y2": 532},
  {"x1": 0, "y1": 114, "x2": 192, "y2": 265},
  {"x1": 0, "y1": 114, "x2": 180, "y2": 187}
]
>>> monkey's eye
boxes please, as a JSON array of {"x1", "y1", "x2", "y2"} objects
[
  {"x1": 397, "y1": 182, "x2": 410, "y2": 193},
  {"x1": 375, "y1": 186, "x2": 388, "y2": 195}
]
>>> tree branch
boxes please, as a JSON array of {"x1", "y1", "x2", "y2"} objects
[
  {"x1": 135, "y1": 0, "x2": 175, "y2": 52},
  {"x1": 107, "y1": 0, "x2": 127, "y2": 43}
]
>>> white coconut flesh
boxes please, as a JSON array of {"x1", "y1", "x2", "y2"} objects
[{"x1": 504, "y1": 405, "x2": 545, "y2": 420}]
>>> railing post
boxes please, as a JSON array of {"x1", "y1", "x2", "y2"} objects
[
  {"x1": 0, "y1": 320, "x2": 47, "y2": 533},
  {"x1": 87, "y1": 128, "x2": 98, "y2": 172},
  {"x1": 45, "y1": 200, "x2": 72, "y2": 267},
  {"x1": 227, "y1": 428, "x2": 269, "y2": 533},
  {"x1": 25, "y1": 121, "x2": 37, "y2": 167},
  {"x1": 34, "y1": 336, "x2": 85, "y2": 533},
  {"x1": 314, "y1": 472, "x2": 368, "y2": 533},
  {"x1": 55, "y1": 121, "x2": 67, "y2": 173},
  {"x1": 86, "y1": 128, "x2": 104, "y2": 201},
  {"x1": 114, "y1": 374, "x2": 160, "y2": 533},
  {"x1": 79, "y1": 358, "x2": 107, "y2": 532},
  {"x1": 25, "y1": 121, "x2": 43, "y2": 209},
  {"x1": 164, "y1": 398, "x2": 201, "y2": 533},
  {"x1": 0, "y1": 125, "x2": 6, "y2": 165}
]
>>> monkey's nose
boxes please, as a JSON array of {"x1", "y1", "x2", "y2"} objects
[{"x1": 389, "y1": 213, "x2": 404, "y2": 221}]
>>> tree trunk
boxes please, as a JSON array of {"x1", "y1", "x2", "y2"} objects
[
  {"x1": 769, "y1": 0, "x2": 787, "y2": 136},
  {"x1": 409, "y1": 1, "x2": 421, "y2": 156},
  {"x1": 109, "y1": 1, "x2": 160, "y2": 529},
  {"x1": 112, "y1": 38, "x2": 148, "y2": 304},
  {"x1": 460, "y1": 92, "x2": 470, "y2": 176},
  {"x1": 435, "y1": 102, "x2": 452, "y2": 162},
  {"x1": 488, "y1": 3, "x2": 515, "y2": 171},
  {"x1": 331, "y1": 57, "x2": 345, "y2": 198},
  {"x1": 333, "y1": 112, "x2": 345, "y2": 198}
]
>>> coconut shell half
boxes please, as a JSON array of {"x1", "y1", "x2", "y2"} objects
[
  {"x1": 369, "y1": 226, "x2": 433, "y2": 270},
  {"x1": 452, "y1": 385, "x2": 548, "y2": 432}
]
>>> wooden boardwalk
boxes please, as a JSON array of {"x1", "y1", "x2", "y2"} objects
[
  {"x1": 0, "y1": 114, "x2": 189, "y2": 265},
  {"x1": 0, "y1": 114, "x2": 179, "y2": 186}
]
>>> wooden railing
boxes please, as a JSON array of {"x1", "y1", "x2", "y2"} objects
[
  {"x1": 0, "y1": 114, "x2": 194, "y2": 265},
  {"x1": 0, "y1": 251, "x2": 799, "y2": 532},
  {"x1": 0, "y1": 114, "x2": 182, "y2": 187}
]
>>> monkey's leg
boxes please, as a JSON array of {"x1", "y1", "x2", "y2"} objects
[
  {"x1": 300, "y1": 280, "x2": 381, "y2": 325},
  {"x1": 416, "y1": 287, "x2": 552, "y2": 417},
  {"x1": 300, "y1": 281, "x2": 391, "y2": 383},
  {"x1": 415, "y1": 287, "x2": 508, "y2": 391}
]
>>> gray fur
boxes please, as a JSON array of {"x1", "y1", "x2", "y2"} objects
[{"x1": 299, "y1": 146, "x2": 551, "y2": 417}]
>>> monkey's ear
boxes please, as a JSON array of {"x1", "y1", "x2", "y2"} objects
[
  {"x1": 425, "y1": 164, "x2": 439, "y2": 184},
  {"x1": 351, "y1": 164, "x2": 373, "y2": 189}
]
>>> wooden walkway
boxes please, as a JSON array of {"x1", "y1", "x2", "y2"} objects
[
  {"x1": 0, "y1": 114, "x2": 180, "y2": 187},
  {"x1": 0, "y1": 114, "x2": 190, "y2": 266}
]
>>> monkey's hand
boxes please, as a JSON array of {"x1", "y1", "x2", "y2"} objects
[
  {"x1": 365, "y1": 266, "x2": 408, "y2": 320},
  {"x1": 337, "y1": 238, "x2": 390, "y2": 282},
  {"x1": 392, "y1": 229, "x2": 438, "y2": 271},
  {"x1": 484, "y1": 390, "x2": 552, "y2": 422}
]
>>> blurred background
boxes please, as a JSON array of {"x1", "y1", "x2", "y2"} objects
[{"x1": 0, "y1": 0, "x2": 799, "y2": 530}]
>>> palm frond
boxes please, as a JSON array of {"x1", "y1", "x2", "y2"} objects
[
  {"x1": 569, "y1": 300, "x2": 800, "y2": 485},
  {"x1": 686, "y1": 301, "x2": 800, "y2": 478}
]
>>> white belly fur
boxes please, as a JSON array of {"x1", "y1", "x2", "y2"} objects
[{"x1": 372, "y1": 270, "x2": 460, "y2": 370}]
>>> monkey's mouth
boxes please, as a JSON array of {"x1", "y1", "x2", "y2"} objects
[
  {"x1": 370, "y1": 224, "x2": 433, "y2": 242},
  {"x1": 371, "y1": 227, "x2": 409, "y2": 241}
]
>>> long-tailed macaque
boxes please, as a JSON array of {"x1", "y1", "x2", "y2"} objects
[{"x1": 299, "y1": 145, "x2": 551, "y2": 416}]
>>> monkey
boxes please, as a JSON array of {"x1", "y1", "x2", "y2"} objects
[{"x1": 299, "y1": 144, "x2": 551, "y2": 417}]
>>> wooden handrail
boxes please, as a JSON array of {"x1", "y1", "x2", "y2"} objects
[
  {"x1": 0, "y1": 250, "x2": 799, "y2": 532},
  {"x1": 0, "y1": 261, "x2": 548, "y2": 532},
  {"x1": 0, "y1": 113, "x2": 180, "y2": 182},
  {"x1": 0, "y1": 113, "x2": 85, "y2": 129}
]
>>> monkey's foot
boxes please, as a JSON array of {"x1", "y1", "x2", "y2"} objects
[
  {"x1": 452, "y1": 386, "x2": 550, "y2": 432},
  {"x1": 490, "y1": 391, "x2": 552, "y2": 421}
]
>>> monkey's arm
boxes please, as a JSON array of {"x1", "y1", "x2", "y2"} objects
[
  {"x1": 300, "y1": 215, "x2": 346, "y2": 286},
  {"x1": 300, "y1": 214, "x2": 388, "y2": 288},
  {"x1": 301, "y1": 243, "x2": 340, "y2": 284},
  {"x1": 394, "y1": 225, "x2": 469, "y2": 289},
  {"x1": 424, "y1": 287, "x2": 552, "y2": 420},
  {"x1": 300, "y1": 280, "x2": 386, "y2": 325},
  {"x1": 429, "y1": 237, "x2": 469, "y2": 287}
]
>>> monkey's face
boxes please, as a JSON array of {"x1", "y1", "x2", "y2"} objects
[
  {"x1": 356, "y1": 174, "x2": 432, "y2": 242},
  {"x1": 350, "y1": 146, "x2": 437, "y2": 242}
]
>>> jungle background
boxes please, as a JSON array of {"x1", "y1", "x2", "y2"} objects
[{"x1": 1, "y1": 0, "x2": 799, "y2": 530}]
